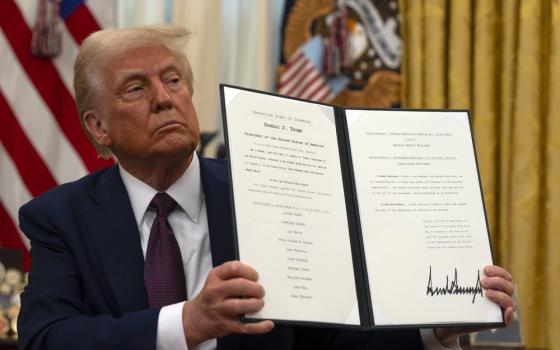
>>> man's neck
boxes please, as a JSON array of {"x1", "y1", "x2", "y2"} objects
[{"x1": 118, "y1": 153, "x2": 193, "y2": 192}]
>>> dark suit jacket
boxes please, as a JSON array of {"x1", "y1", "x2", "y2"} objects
[{"x1": 18, "y1": 157, "x2": 424, "y2": 350}]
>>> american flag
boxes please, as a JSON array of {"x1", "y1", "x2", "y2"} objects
[
  {"x1": 0, "y1": 0, "x2": 114, "y2": 270},
  {"x1": 277, "y1": 36, "x2": 349, "y2": 103}
]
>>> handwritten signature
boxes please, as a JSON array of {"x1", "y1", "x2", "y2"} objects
[{"x1": 426, "y1": 266, "x2": 483, "y2": 303}]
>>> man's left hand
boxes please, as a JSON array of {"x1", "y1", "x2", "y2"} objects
[{"x1": 433, "y1": 265, "x2": 516, "y2": 347}]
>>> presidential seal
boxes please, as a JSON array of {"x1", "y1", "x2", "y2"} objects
[{"x1": 280, "y1": 0, "x2": 402, "y2": 107}]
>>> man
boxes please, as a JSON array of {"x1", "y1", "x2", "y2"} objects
[{"x1": 18, "y1": 26, "x2": 516, "y2": 350}]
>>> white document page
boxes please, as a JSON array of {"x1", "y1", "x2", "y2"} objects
[
  {"x1": 346, "y1": 110, "x2": 503, "y2": 326},
  {"x1": 224, "y1": 87, "x2": 360, "y2": 325}
]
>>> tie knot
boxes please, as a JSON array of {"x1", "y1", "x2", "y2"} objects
[{"x1": 149, "y1": 192, "x2": 177, "y2": 218}]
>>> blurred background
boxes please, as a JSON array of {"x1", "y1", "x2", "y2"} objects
[{"x1": 0, "y1": 0, "x2": 558, "y2": 349}]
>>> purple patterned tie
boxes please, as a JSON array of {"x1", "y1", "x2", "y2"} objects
[{"x1": 144, "y1": 192, "x2": 187, "y2": 308}]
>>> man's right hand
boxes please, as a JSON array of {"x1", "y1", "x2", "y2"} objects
[{"x1": 182, "y1": 261, "x2": 274, "y2": 347}]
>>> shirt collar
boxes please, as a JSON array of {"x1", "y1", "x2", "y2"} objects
[{"x1": 119, "y1": 153, "x2": 203, "y2": 225}]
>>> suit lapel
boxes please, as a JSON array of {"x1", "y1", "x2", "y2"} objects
[
  {"x1": 84, "y1": 160, "x2": 241, "y2": 348},
  {"x1": 200, "y1": 157, "x2": 236, "y2": 267},
  {"x1": 84, "y1": 166, "x2": 148, "y2": 313},
  {"x1": 200, "y1": 157, "x2": 241, "y2": 350}
]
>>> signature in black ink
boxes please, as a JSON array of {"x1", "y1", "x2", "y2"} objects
[{"x1": 426, "y1": 266, "x2": 483, "y2": 303}]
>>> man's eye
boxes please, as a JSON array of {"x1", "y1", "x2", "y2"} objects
[
  {"x1": 126, "y1": 86, "x2": 143, "y2": 94},
  {"x1": 167, "y1": 77, "x2": 181, "y2": 85}
]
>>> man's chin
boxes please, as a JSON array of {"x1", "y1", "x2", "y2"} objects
[{"x1": 152, "y1": 139, "x2": 198, "y2": 160}]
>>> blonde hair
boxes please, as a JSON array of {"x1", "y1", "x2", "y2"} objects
[{"x1": 73, "y1": 25, "x2": 194, "y2": 159}]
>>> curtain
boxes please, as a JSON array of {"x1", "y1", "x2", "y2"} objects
[
  {"x1": 400, "y1": 1, "x2": 560, "y2": 349},
  {"x1": 220, "y1": 0, "x2": 284, "y2": 92},
  {"x1": 171, "y1": 0, "x2": 222, "y2": 137},
  {"x1": 172, "y1": 0, "x2": 285, "y2": 156},
  {"x1": 114, "y1": 0, "x2": 169, "y2": 27}
]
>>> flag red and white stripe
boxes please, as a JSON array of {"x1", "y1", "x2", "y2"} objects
[
  {"x1": 278, "y1": 50, "x2": 335, "y2": 103},
  {"x1": 0, "y1": 0, "x2": 114, "y2": 270}
]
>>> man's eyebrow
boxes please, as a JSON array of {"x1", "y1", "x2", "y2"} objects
[
  {"x1": 114, "y1": 69, "x2": 146, "y2": 89},
  {"x1": 159, "y1": 62, "x2": 184, "y2": 76},
  {"x1": 114, "y1": 61, "x2": 183, "y2": 88},
  {"x1": 116, "y1": 69, "x2": 142, "y2": 78}
]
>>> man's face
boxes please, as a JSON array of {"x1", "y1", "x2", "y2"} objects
[{"x1": 95, "y1": 44, "x2": 199, "y2": 163}]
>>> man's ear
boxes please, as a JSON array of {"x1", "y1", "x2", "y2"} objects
[{"x1": 83, "y1": 110, "x2": 111, "y2": 147}]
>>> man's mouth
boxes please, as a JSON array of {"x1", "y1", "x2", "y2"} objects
[{"x1": 156, "y1": 120, "x2": 183, "y2": 132}]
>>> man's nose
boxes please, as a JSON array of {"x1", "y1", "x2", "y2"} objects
[{"x1": 151, "y1": 80, "x2": 172, "y2": 113}]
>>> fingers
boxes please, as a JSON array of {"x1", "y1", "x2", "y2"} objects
[
  {"x1": 220, "y1": 297, "x2": 264, "y2": 315},
  {"x1": 183, "y1": 262, "x2": 273, "y2": 347},
  {"x1": 484, "y1": 265, "x2": 513, "y2": 282},
  {"x1": 202, "y1": 277, "x2": 264, "y2": 306},
  {"x1": 436, "y1": 265, "x2": 517, "y2": 345},
  {"x1": 485, "y1": 289, "x2": 515, "y2": 310},
  {"x1": 482, "y1": 265, "x2": 517, "y2": 326},
  {"x1": 504, "y1": 306, "x2": 515, "y2": 325},
  {"x1": 236, "y1": 320, "x2": 275, "y2": 335},
  {"x1": 214, "y1": 261, "x2": 259, "y2": 282},
  {"x1": 220, "y1": 278, "x2": 265, "y2": 299},
  {"x1": 207, "y1": 261, "x2": 265, "y2": 300},
  {"x1": 485, "y1": 286, "x2": 516, "y2": 326},
  {"x1": 208, "y1": 278, "x2": 265, "y2": 315},
  {"x1": 183, "y1": 298, "x2": 273, "y2": 348},
  {"x1": 481, "y1": 276, "x2": 515, "y2": 296}
]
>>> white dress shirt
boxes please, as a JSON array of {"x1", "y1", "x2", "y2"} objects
[
  {"x1": 120, "y1": 153, "x2": 215, "y2": 350},
  {"x1": 119, "y1": 153, "x2": 458, "y2": 350}
]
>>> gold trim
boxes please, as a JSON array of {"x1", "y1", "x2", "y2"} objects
[
  {"x1": 283, "y1": 0, "x2": 334, "y2": 60},
  {"x1": 280, "y1": 0, "x2": 402, "y2": 108},
  {"x1": 331, "y1": 70, "x2": 401, "y2": 107}
]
